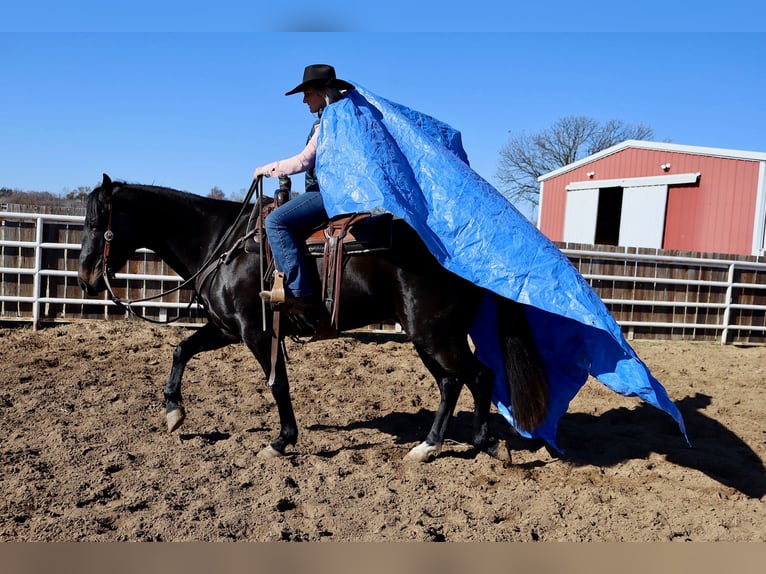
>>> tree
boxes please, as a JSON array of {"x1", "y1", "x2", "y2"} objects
[
  {"x1": 0, "y1": 187, "x2": 89, "y2": 213},
  {"x1": 496, "y1": 116, "x2": 654, "y2": 216},
  {"x1": 64, "y1": 186, "x2": 92, "y2": 200},
  {"x1": 207, "y1": 186, "x2": 225, "y2": 200}
]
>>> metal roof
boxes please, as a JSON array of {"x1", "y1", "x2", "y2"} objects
[{"x1": 538, "y1": 140, "x2": 766, "y2": 182}]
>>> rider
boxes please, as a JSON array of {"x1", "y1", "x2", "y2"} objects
[{"x1": 254, "y1": 64, "x2": 355, "y2": 324}]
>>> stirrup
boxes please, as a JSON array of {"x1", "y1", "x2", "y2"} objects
[{"x1": 260, "y1": 271, "x2": 286, "y2": 304}]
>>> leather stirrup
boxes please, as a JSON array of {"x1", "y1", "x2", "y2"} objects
[{"x1": 261, "y1": 271, "x2": 286, "y2": 304}]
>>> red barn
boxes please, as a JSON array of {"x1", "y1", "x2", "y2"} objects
[{"x1": 537, "y1": 140, "x2": 766, "y2": 256}]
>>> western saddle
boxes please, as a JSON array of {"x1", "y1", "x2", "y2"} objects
[{"x1": 254, "y1": 177, "x2": 393, "y2": 340}]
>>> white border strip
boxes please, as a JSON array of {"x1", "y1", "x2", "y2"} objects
[
  {"x1": 752, "y1": 161, "x2": 766, "y2": 256},
  {"x1": 566, "y1": 172, "x2": 700, "y2": 192}
]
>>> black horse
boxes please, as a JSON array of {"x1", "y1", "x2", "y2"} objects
[{"x1": 78, "y1": 174, "x2": 548, "y2": 462}]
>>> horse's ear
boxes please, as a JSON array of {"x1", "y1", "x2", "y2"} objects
[{"x1": 100, "y1": 173, "x2": 115, "y2": 199}]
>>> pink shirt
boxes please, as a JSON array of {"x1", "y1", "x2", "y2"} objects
[{"x1": 256, "y1": 129, "x2": 318, "y2": 178}]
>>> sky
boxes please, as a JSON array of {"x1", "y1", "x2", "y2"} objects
[{"x1": 2, "y1": 6, "x2": 766, "y2": 217}]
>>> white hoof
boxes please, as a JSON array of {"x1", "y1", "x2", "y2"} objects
[
  {"x1": 166, "y1": 407, "x2": 186, "y2": 433},
  {"x1": 257, "y1": 445, "x2": 284, "y2": 459},
  {"x1": 490, "y1": 441, "x2": 512, "y2": 463},
  {"x1": 404, "y1": 441, "x2": 442, "y2": 462}
]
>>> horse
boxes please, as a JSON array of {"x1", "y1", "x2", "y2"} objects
[{"x1": 78, "y1": 173, "x2": 549, "y2": 462}]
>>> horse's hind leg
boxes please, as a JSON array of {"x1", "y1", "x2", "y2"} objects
[
  {"x1": 404, "y1": 341, "x2": 471, "y2": 462},
  {"x1": 164, "y1": 322, "x2": 232, "y2": 432},
  {"x1": 406, "y1": 339, "x2": 506, "y2": 462},
  {"x1": 464, "y1": 362, "x2": 510, "y2": 462}
]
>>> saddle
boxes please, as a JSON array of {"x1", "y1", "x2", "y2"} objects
[
  {"x1": 250, "y1": 193, "x2": 393, "y2": 340},
  {"x1": 306, "y1": 211, "x2": 393, "y2": 339}
]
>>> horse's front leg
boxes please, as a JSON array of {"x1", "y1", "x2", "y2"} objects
[
  {"x1": 246, "y1": 332, "x2": 298, "y2": 459},
  {"x1": 164, "y1": 322, "x2": 232, "y2": 432}
]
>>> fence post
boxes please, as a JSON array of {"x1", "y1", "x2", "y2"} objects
[
  {"x1": 32, "y1": 215, "x2": 44, "y2": 331},
  {"x1": 720, "y1": 262, "x2": 736, "y2": 345}
]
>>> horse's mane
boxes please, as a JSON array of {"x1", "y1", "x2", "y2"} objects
[
  {"x1": 117, "y1": 181, "x2": 226, "y2": 205},
  {"x1": 88, "y1": 180, "x2": 254, "y2": 223}
]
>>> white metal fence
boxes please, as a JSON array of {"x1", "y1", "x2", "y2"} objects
[
  {"x1": 560, "y1": 246, "x2": 766, "y2": 344},
  {"x1": 2, "y1": 210, "x2": 766, "y2": 344},
  {"x1": 0, "y1": 210, "x2": 205, "y2": 328}
]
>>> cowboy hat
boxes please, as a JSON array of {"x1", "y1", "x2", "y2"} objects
[{"x1": 285, "y1": 64, "x2": 355, "y2": 96}]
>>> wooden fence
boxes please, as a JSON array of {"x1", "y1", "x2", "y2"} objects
[
  {"x1": 2, "y1": 210, "x2": 766, "y2": 344},
  {"x1": 0, "y1": 210, "x2": 206, "y2": 327},
  {"x1": 559, "y1": 242, "x2": 766, "y2": 344}
]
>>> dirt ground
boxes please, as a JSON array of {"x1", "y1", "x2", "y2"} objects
[{"x1": 1, "y1": 319, "x2": 764, "y2": 541}]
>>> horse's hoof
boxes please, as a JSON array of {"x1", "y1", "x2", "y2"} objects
[
  {"x1": 488, "y1": 441, "x2": 512, "y2": 463},
  {"x1": 166, "y1": 407, "x2": 186, "y2": 433},
  {"x1": 404, "y1": 441, "x2": 442, "y2": 463},
  {"x1": 257, "y1": 445, "x2": 284, "y2": 459}
]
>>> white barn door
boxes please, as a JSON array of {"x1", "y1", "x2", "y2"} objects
[
  {"x1": 562, "y1": 188, "x2": 598, "y2": 244},
  {"x1": 618, "y1": 185, "x2": 668, "y2": 249}
]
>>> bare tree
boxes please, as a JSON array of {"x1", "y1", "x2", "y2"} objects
[
  {"x1": 64, "y1": 186, "x2": 92, "y2": 200},
  {"x1": 207, "y1": 186, "x2": 225, "y2": 200},
  {"x1": 0, "y1": 188, "x2": 87, "y2": 214},
  {"x1": 496, "y1": 116, "x2": 654, "y2": 215}
]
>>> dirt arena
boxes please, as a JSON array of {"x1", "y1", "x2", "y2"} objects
[{"x1": 1, "y1": 320, "x2": 764, "y2": 541}]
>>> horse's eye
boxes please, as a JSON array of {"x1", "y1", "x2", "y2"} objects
[{"x1": 85, "y1": 212, "x2": 105, "y2": 227}]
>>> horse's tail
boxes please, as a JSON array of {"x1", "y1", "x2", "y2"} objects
[{"x1": 496, "y1": 295, "x2": 549, "y2": 432}]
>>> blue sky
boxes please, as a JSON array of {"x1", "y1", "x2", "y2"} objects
[{"x1": 2, "y1": 11, "x2": 766, "y2": 210}]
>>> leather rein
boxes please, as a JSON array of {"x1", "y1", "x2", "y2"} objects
[{"x1": 99, "y1": 177, "x2": 266, "y2": 325}]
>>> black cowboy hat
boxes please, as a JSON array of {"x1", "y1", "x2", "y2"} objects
[{"x1": 285, "y1": 64, "x2": 355, "y2": 96}]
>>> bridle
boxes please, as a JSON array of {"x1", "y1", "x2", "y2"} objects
[
  {"x1": 99, "y1": 195, "x2": 198, "y2": 323},
  {"x1": 98, "y1": 177, "x2": 265, "y2": 324}
]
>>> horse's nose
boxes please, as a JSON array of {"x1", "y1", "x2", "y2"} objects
[
  {"x1": 77, "y1": 269, "x2": 99, "y2": 296},
  {"x1": 78, "y1": 277, "x2": 93, "y2": 296}
]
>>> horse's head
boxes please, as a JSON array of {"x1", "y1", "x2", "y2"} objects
[{"x1": 78, "y1": 173, "x2": 139, "y2": 296}]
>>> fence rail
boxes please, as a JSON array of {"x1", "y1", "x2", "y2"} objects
[
  {"x1": 0, "y1": 211, "x2": 207, "y2": 328},
  {"x1": 559, "y1": 242, "x2": 766, "y2": 344},
  {"x1": 2, "y1": 211, "x2": 766, "y2": 344}
]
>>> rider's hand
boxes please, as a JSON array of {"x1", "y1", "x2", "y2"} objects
[{"x1": 254, "y1": 165, "x2": 273, "y2": 178}]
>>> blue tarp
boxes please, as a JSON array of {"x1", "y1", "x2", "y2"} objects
[{"x1": 315, "y1": 84, "x2": 688, "y2": 449}]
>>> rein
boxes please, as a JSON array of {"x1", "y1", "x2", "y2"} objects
[{"x1": 100, "y1": 177, "x2": 265, "y2": 324}]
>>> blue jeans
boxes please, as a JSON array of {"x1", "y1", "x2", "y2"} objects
[{"x1": 265, "y1": 191, "x2": 327, "y2": 297}]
